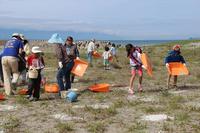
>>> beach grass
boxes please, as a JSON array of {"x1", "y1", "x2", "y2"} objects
[{"x1": 0, "y1": 40, "x2": 200, "y2": 132}]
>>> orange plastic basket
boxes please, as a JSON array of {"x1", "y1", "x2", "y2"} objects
[
  {"x1": 18, "y1": 88, "x2": 28, "y2": 95},
  {"x1": 0, "y1": 93, "x2": 5, "y2": 101},
  {"x1": 45, "y1": 84, "x2": 59, "y2": 93},
  {"x1": 168, "y1": 62, "x2": 189, "y2": 76},
  {"x1": 71, "y1": 59, "x2": 88, "y2": 77},
  {"x1": 89, "y1": 83, "x2": 110, "y2": 92},
  {"x1": 141, "y1": 53, "x2": 153, "y2": 77},
  {"x1": 92, "y1": 51, "x2": 102, "y2": 58},
  {"x1": 108, "y1": 56, "x2": 113, "y2": 61}
]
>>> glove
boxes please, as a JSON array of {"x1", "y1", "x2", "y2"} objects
[
  {"x1": 58, "y1": 62, "x2": 63, "y2": 68},
  {"x1": 76, "y1": 57, "x2": 80, "y2": 60},
  {"x1": 166, "y1": 63, "x2": 169, "y2": 67},
  {"x1": 142, "y1": 65, "x2": 146, "y2": 69},
  {"x1": 183, "y1": 63, "x2": 186, "y2": 66}
]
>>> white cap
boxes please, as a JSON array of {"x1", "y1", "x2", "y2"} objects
[
  {"x1": 31, "y1": 46, "x2": 42, "y2": 53},
  {"x1": 12, "y1": 33, "x2": 20, "y2": 37},
  {"x1": 91, "y1": 38, "x2": 95, "y2": 42}
]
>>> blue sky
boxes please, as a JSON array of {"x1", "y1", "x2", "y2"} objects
[{"x1": 0, "y1": 0, "x2": 200, "y2": 40}]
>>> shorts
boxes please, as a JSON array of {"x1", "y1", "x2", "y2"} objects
[
  {"x1": 104, "y1": 59, "x2": 109, "y2": 66},
  {"x1": 131, "y1": 66, "x2": 143, "y2": 76}
]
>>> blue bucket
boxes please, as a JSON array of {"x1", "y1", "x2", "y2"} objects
[{"x1": 67, "y1": 91, "x2": 78, "y2": 102}]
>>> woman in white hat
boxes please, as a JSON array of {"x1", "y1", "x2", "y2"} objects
[{"x1": 26, "y1": 46, "x2": 45, "y2": 101}]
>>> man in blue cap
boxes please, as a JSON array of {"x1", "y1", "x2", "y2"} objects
[{"x1": 1, "y1": 33, "x2": 24, "y2": 95}]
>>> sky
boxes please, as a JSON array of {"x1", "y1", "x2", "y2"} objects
[{"x1": 0, "y1": 0, "x2": 200, "y2": 40}]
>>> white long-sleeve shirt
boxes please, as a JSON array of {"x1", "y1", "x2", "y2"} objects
[{"x1": 87, "y1": 41, "x2": 95, "y2": 53}]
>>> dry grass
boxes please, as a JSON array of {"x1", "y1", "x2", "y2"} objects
[{"x1": 0, "y1": 40, "x2": 200, "y2": 132}]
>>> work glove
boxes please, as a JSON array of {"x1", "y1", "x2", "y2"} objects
[
  {"x1": 142, "y1": 65, "x2": 146, "y2": 69},
  {"x1": 183, "y1": 63, "x2": 186, "y2": 66},
  {"x1": 58, "y1": 62, "x2": 63, "y2": 68},
  {"x1": 166, "y1": 63, "x2": 169, "y2": 67}
]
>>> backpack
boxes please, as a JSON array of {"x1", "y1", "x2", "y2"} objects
[{"x1": 135, "y1": 46, "x2": 142, "y2": 54}]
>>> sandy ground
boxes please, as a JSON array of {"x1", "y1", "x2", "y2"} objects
[{"x1": 0, "y1": 40, "x2": 200, "y2": 133}]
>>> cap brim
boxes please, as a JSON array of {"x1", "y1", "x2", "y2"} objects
[{"x1": 32, "y1": 50, "x2": 42, "y2": 53}]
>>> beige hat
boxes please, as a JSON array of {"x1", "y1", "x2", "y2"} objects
[{"x1": 32, "y1": 46, "x2": 42, "y2": 53}]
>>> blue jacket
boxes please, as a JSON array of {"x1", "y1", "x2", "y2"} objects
[{"x1": 165, "y1": 50, "x2": 186, "y2": 64}]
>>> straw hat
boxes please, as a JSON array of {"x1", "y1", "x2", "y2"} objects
[
  {"x1": 48, "y1": 33, "x2": 64, "y2": 44},
  {"x1": 32, "y1": 46, "x2": 42, "y2": 53}
]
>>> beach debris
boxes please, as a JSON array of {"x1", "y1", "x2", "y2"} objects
[
  {"x1": 72, "y1": 103, "x2": 111, "y2": 109},
  {"x1": 52, "y1": 113, "x2": 83, "y2": 121},
  {"x1": 169, "y1": 90, "x2": 188, "y2": 94},
  {"x1": 141, "y1": 114, "x2": 174, "y2": 122},
  {"x1": 0, "y1": 105, "x2": 17, "y2": 111}
]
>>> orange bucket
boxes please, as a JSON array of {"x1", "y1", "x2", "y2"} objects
[
  {"x1": 18, "y1": 88, "x2": 28, "y2": 95},
  {"x1": 141, "y1": 53, "x2": 153, "y2": 77},
  {"x1": 0, "y1": 93, "x2": 5, "y2": 101},
  {"x1": 45, "y1": 83, "x2": 59, "y2": 93},
  {"x1": 108, "y1": 56, "x2": 113, "y2": 61},
  {"x1": 71, "y1": 59, "x2": 88, "y2": 77},
  {"x1": 168, "y1": 62, "x2": 189, "y2": 76},
  {"x1": 92, "y1": 51, "x2": 101, "y2": 58},
  {"x1": 89, "y1": 83, "x2": 110, "y2": 92}
]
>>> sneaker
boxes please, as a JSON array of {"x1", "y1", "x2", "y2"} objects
[
  {"x1": 138, "y1": 85, "x2": 143, "y2": 92},
  {"x1": 28, "y1": 96, "x2": 34, "y2": 101},
  {"x1": 128, "y1": 89, "x2": 134, "y2": 95},
  {"x1": 26, "y1": 95, "x2": 31, "y2": 99},
  {"x1": 28, "y1": 96, "x2": 39, "y2": 102},
  {"x1": 33, "y1": 98, "x2": 39, "y2": 101}
]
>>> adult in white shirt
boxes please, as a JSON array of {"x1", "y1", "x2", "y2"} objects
[{"x1": 87, "y1": 39, "x2": 95, "y2": 66}]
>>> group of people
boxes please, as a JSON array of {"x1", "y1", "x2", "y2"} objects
[
  {"x1": 0, "y1": 33, "x2": 45, "y2": 101},
  {"x1": 126, "y1": 44, "x2": 186, "y2": 95},
  {"x1": 0, "y1": 32, "x2": 187, "y2": 101},
  {"x1": 87, "y1": 39, "x2": 118, "y2": 69}
]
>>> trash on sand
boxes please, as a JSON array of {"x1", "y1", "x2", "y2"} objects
[
  {"x1": 0, "y1": 105, "x2": 17, "y2": 111},
  {"x1": 52, "y1": 113, "x2": 83, "y2": 121},
  {"x1": 141, "y1": 114, "x2": 174, "y2": 122}
]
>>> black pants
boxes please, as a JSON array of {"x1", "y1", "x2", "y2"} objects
[
  {"x1": 28, "y1": 73, "x2": 41, "y2": 99},
  {"x1": 0, "y1": 62, "x2": 3, "y2": 82}
]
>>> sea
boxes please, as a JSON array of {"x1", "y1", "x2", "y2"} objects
[{"x1": 105, "y1": 40, "x2": 179, "y2": 46}]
